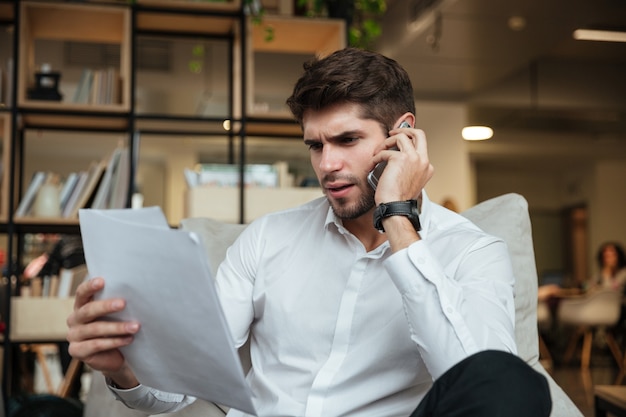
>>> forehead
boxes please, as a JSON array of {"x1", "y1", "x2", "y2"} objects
[{"x1": 302, "y1": 103, "x2": 368, "y2": 137}]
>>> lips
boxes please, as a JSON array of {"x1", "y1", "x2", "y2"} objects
[
  {"x1": 326, "y1": 183, "x2": 351, "y2": 192},
  {"x1": 324, "y1": 182, "x2": 354, "y2": 199}
]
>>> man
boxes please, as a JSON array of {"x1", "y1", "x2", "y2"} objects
[{"x1": 67, "y1": 48, "x2": 551, "y2": 416}]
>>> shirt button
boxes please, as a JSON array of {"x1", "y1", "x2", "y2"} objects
[
  {"x1": 446, "y1": 307, "x2": 454, "y2": 314},
  {"x1": 416, "y1": 257, "x2": 425, "y2": 264}
]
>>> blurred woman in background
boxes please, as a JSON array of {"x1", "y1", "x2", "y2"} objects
[{"x1": 591, "y1": 241, "x2": 626, "y2": 291}]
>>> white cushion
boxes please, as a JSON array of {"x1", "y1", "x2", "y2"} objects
[
  {"x1": 461, "y1": 193, "x2": 539, "y2": 364},
  {"x1": 461, "y1": 193, "x2": 582, "y2": 416},
  {"x1": 180, "y1": 217, "x2": 247, "y2": 278}
]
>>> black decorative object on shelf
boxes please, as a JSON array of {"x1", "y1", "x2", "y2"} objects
[{"x1": 27, "y1": 64, "x2": 63, "y2": 101}]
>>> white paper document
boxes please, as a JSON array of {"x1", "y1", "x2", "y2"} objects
[{"x1": 79, "y1": 206, "x2": 256, "y2": 415}]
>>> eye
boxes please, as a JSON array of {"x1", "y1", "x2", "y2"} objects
[
  {"x1": 306, "y1": 141, "x2": 323, "y2": 151},
  {"x1": 342, "y1": 136, "x2": 359, "y2": 144}
]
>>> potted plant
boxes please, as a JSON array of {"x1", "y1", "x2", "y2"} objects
[
  {"x1": 298, "y1": 0, "x2": 386, "y2": 49},
  {"x1": 245, "y1": 0, "x2": 387, "y2": 49}
]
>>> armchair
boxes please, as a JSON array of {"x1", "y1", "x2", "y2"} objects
[{"x1": 84, "y1": 193, "x2": 581, "y2": 416}]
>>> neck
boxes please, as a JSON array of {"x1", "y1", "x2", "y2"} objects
[{"x1": 343, "y1": 211, "x2": 388, "y2": 252}]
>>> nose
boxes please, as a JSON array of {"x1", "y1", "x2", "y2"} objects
[{"x1": 318, "y1": 144, "x2": 343, "y2": 174}]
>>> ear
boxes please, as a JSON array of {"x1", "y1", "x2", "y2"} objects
[{"x1": 395, "y1": 112, "x2": 416, "y2": 128}]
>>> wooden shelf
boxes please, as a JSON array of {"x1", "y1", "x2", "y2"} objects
[
  {"x1": 136, "y1": 115, "x2": 229, "y2": 135},
  {"x1": 0, "y1": 1, "x2": 13, "y2": 21},
  {"x1": 241, "y1": 115, "x2": 302, "y2": 137},
  {"x1": 136, "y1": 8, "x2": 239, "y2": 36},
  {"x1": 18, "y1": 2, "x2": 131, "y2": 111},
  {"x1": 137, "y1": 0, "x2": 241, "y2": 13},
  {"x1": 252, "y1": 15, "x2": 345, "y2": 55},
  {"x1": 13, "y1": 216, "x2": 80, "y2": 225},
  {"x1": 19, "y1": 110, "x2": 130, "y2": 131}
]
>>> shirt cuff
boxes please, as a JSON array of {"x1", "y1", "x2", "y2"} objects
[
  {"x1": 385, "y1": 240, "x2": 432, "y2": 294},
  {"x1": 107, "y1": 378, "x2": 152, "y2": 402}
]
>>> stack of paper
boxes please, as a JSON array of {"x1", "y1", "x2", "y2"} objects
[{"x1": 79, "y1": 207, "x2": 256, "y2": 415}]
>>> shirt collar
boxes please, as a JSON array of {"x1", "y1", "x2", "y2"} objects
[{"x1": 324, "y1": 205, "x2": 347, "y2": 234}]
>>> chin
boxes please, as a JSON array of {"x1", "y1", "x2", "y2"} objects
[{"x1": 330, "y1": 194, "x2": 375, "y2": 221}]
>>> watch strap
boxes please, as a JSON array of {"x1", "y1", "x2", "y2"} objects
[{"x1": 373, "y1": 200, "x2": 421, "y2": 232}]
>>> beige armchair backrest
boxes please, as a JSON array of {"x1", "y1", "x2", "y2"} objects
[{"x1": 459, "y1": 193, "x2": 581, "y2": 416}]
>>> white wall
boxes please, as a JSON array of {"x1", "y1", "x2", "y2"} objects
[
  {"x1": 476, "y1": 167, "x2": 568, "y2": 279},
  {"x1": 476, "y1": 156, "x2": 626, "y2": 281},
  {"x1": 589, "y1": 160, "x2": 626, "y2": 272},
  {"x1": 416, "y1": 101, "x2": 474, "y2": 211}
]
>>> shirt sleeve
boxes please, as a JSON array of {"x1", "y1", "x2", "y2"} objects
[
  {"x1": 386, "y1": 237, "x2": 517, "y2": 379},
  {"x1": 108, "y1": 381, "x2": 197, "y2": 413}
]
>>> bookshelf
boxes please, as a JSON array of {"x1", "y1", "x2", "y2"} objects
[
  {"x1": 17, "y1": 2, "x2": 131, "y2": 112},
  {"x1": 2, "y1": 0, "x2": 345, "y2": 403}
]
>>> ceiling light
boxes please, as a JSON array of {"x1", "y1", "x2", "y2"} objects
[
  {"x1": 508, "y1": 16, "x2": 526, "y2": 31},
  {"x1": 573, "y1": 29, "x2": 626, "y2": 43},
  {"x1": 462, "y1": 126, "x2": 493, "y2": 141}
]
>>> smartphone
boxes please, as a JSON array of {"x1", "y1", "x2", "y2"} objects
[{"x1": 367, "y1": 121, "x2": 411, "y2": 190}]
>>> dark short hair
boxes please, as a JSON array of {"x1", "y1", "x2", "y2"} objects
[
  {"x1": 286, "y1": 48, "x2": 416, "y2": 131},
  {"x1": 597, "y1": 241, "x2": 626, "y2": 269}
]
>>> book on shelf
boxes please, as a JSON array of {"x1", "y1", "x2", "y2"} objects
[
  {"x1": 41, "y1": 275, "x2": 61, "y2": 297},
  {"x1": 15, "y1": 171, "x2": 47, "y2": 217},
  {"x1": 59, "y1": 172, "x2": 80, "y2": 212},
  {"x1": 106, "y1": 67, "x2": 120, "y2": 105},
  {"x1": 91, "y1": 147, "x2": 123, "y2": 210},
  {"x1": 72, "y1": 67, "x2": 119, "y2": 105},
  {"x1": 29, "y1": 277, "x2": 43, "y2": 297},
  {"x1": 109, "y1": 147, "x2": 130, "y2": 208},
  {"x1": 90, "y1": 70, "x2": 102, "y2": 105},
  {"x1": 72, "y1": 68, "x2": 93, "y2": 104},
  {"x1": 193, "y1": 163, "x2": 280, "y2": 188},
  {"x1": 64, "y1": 161, "x2": 106, "y2": 219},
  {"x1": 49, "y1": 275, "x2": 60, "y2": 297},
  {"x1": 57, "y1": 264, "x2": 88, "y2": 298},
  {"x1": 62, "y1": 171, "x2": 89, "y2": 218}
]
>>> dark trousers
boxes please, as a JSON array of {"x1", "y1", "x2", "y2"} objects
[{"x1": 410, "y1": 350, "x2": 552, "y2": 417}]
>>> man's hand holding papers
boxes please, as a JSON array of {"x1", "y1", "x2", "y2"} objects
[{"x1": 66, "y1": 207, "x2": 256, "y2": 415}]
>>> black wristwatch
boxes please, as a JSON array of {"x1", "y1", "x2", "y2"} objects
[{"x1": 373, "y1": 200, "x2": 421, "y2": 233}]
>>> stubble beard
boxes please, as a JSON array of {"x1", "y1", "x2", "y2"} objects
[{"x1": 328, "y1": 180, "x2": 376, "y2": 220}]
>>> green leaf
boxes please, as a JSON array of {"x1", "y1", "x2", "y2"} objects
[{"x1": 188, "y1": 60, "x2": 202, "y2": 74}]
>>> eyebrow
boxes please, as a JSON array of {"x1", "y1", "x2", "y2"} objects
[{"x1": 302, "y1": 130, "x2": 363, "y2": 146}]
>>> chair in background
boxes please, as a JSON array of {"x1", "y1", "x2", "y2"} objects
[{"x1": 558, "y1": 288, "x2": 623, "y2": 370}]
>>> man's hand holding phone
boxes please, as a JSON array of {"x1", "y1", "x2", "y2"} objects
[
  {"x1": 368, "y1": 120, "x2": 434, "y2": 206},
  {"x1": 367, "y1": 121, "x2": 410, "y2": 190}
]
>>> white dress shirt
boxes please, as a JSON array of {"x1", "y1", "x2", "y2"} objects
[{"x1": 112, "y1": 191, "x2": 517, "y2": 416}]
